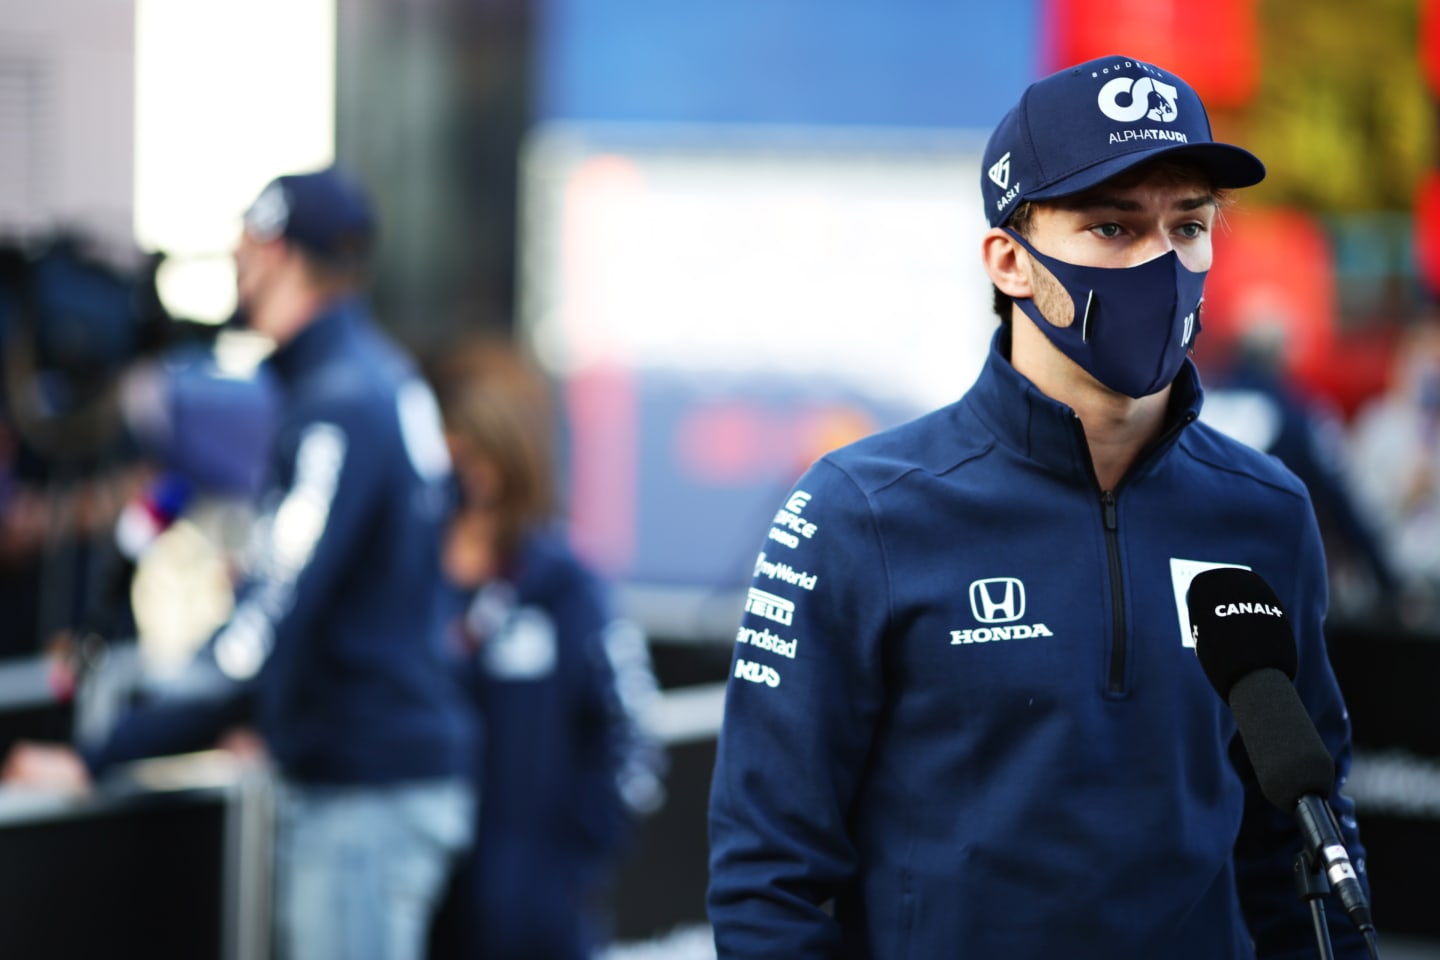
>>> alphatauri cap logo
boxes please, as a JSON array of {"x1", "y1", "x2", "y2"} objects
[{"x1": 1097, "y1": 73, "x2": 1181, "y2": 124}]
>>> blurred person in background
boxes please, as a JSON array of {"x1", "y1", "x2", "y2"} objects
[
  {"x1": 1200, "y1": 314, "x2": 1400, "y2": 619},
  {"x1": 0, "y1": 232, "x2": 279, "y2": 774},
  {"x1": 0, "y1": 237, "x2": 173, "y2": 661},
  {"x1": 1348, "y1": 316, "x2": 1440, "y2": 629},
  {"x1": 3, "y1": 167, "x2": 475, "y2": 960},
  {"x1": 707, "y1": 55, "x2": 1372, "y2": 958},
  {"x1": 424, "y1": 339, "x2": 666, "y2": 960},
  {"x1": 0, "y1": 418, "x2": 142, "y2": 659}
]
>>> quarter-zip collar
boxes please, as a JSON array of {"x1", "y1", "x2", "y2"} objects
[
  {"x1": 267, "y1": 294, "x2": 368, "y2": 385},
  {"x1": 967, "y1": 326, "x2": 1205, "y2": 485}
]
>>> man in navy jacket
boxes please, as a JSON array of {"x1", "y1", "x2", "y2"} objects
[
  {"x1": 213, "y1": 169, "x2": 474, "y2": 960},
  {"x1": 707, "y1": 56, "x2": 1372, "y2": 958}
]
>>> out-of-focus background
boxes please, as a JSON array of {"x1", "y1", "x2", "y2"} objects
[{"x1": 2, "y1": 0, "x2": 1439, "y2": 957}]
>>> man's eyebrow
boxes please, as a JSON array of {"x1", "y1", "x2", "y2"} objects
[{"x1": 1055, "y1": 192, "x2": 1217, "y2": 213}]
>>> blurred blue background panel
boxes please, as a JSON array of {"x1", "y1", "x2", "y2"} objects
[
  {"x1": 563, "y1": 368, "x2": 928, "y2": 639},
  {"x1": 537, "y1": 0, "x2": 1042, "y2": 129},
  {"x1": 630, "y1": 374, "x2": 921, "y2": 586}
]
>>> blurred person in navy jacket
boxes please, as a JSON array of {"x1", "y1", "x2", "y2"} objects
[
  {"x1": 425, "y1": 340, "x2": 665, "y2": 960},
  {"x1": 1348, "y1": 316, "x2": 1440, "y2": 627},
  {"x1": 3, "y1": 167, "x2": 475, "y2": 960},
  {"x1": 1201, "y1": 317, "x2": 1400, "y2": 617}
]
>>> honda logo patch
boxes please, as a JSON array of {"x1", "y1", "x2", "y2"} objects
[{"x1": 969, "y1": 578, "x2": 1025, "y2": 624}]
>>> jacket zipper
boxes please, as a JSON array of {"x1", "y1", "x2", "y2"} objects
[
  {"x1": 1100, "y1": 489, "x2": 1126, "y2": 694},
  {"x1": 1082, "y1": 410, "x2": 1197, "y2": 696}
]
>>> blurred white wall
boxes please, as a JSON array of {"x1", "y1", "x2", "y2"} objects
[
  {"x1": 0, "y1": 0, "x2": 135, "y2": 250},
  {"x1": 134, "y1": 0, "x2": 336, "y2": 323},
  {"x1": 0, "y1": 0, "x2": 336, "y2": 322}
]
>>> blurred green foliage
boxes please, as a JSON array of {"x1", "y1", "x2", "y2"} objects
[{"x1": 1236, "y1": 0, "x2": 1433, "y2": 213}]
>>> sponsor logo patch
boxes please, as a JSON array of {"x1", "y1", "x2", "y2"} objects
[
  {"x1": 735, "y1": 625, "x2": 797, "y2": 659},
  {"x1": 950, "y1": 623, "x2": 1055, "y2": 645},
  {"x1": 745, "y1": 587, "x2": 795, "y2": 626},
  {"x1": 768, "y1": 489, "x2": 819, "y2": 550},
  {"x1": 969, "y1": 578, "x2": 1025, "y2": 624},
  {"x1": 735, "y1": 658, "x2": 781, "y2": 688},
  {"x1": 952, "y1": 577, "x2": 1054, "y2": 646},
  {"x1": 754, "y1": 552, "x2": 818, "y2": 591}
]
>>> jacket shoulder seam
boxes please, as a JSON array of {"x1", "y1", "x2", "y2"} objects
[{"x1": 1177, "y1": 439, "x2": 1307, "y2": 503}]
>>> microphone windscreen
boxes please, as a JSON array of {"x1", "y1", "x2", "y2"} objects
[
  {"x1": 1227, "y1": 668, "x2": 1335, "y2": 811},
  {"x1": 1186, "y1": 567, "x2": 1298, "y2": 699}
]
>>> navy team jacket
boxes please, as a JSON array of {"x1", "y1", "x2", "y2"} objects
[
  {"x1": 429, "y1": 529, "x2": 666, "y2": 959},
  {"x1": 707, "y1": 329, "x2": 1370, "y2": 959},
  {"x1": 89, "y1": 297, "x2": 472, "y2": 786}
]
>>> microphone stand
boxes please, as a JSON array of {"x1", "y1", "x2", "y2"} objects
[
  {"x1": 1292, "y1": 840, "x2": 1385, "y2": 960},
  {"x1": 1293, "y1": 848, "x2": 1335, "y2": 960}
]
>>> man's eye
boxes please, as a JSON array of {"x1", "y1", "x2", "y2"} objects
[
  {"x1": 1093, "y1": 223, "x2": 1122, "y2": 238},
  {"x1": 1177, "y1": 223, "x2": 1205, "y2": 239}
]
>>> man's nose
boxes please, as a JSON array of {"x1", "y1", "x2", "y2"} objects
[{"x1": 1131, "y1": 229, "x2": 1174, "y2": 266}]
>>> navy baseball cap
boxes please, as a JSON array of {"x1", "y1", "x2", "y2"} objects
[
  {"x1": 982, "y1": 55, "x2": 1265, "y2": 228},
  {"x1": 243, "y1": 166, "x2": 376, "y2": 262}
]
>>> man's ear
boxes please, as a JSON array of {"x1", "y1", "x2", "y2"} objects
[{"x1": 982, "y1": 228, "x2": 1032, "y2": 299}]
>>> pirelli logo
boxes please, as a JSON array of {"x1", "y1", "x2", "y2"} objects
[{"x1": 745, "y1": 587, "x2": 795, "y2": 626}]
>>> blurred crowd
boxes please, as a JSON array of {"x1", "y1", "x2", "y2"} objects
[{"x1": 0, "y1": 168, "x2": 665, "y2": 960}]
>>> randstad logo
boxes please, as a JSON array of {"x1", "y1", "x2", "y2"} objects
[
  {"x1": 952, "y1": 577, "x2": 1054, "y2": 646},
  {"x1": 1097, "y1": 75, "x2": 1180, "y2": 124},
  {"x1": 988, "y1": 152, "x2": 1012, "y2": 190}
]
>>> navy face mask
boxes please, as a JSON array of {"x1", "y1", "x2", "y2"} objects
[{"x1": 1006, "y1": 229, "x2": 1207, "y2": 398}]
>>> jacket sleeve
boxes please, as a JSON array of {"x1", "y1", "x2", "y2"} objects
[
  {"x1": 596, "y1": 616, "x2": 667, "y2": 823},
  {"x1": 707, "y1": 459, "x2": 889, "y2": 958},
  {"x1": 1234, "y1": 497, "x2": 1372, "y2": 960},
  {"x1": 556, "y1": 563, "x2": 666, "y2": 863},
  {"x1": 81, "y1": 395, "x2": 385, "y2": 773},
  {"x1": 81, "y1": 679, "x2": 253, "y2": 775},
  {"x1": 206, "y1": 393, "x2": 389, "y2": 694}
]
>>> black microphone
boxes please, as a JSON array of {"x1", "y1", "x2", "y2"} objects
[{"x1": 1185, "y1": 567, "x2": 1374, "y2": 936}]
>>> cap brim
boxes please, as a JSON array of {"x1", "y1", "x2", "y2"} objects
[{"x1": 1028, "y1": 142, "x2": 1266, "y2": 202}]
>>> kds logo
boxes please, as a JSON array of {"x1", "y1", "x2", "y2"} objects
[{"x1": 734, "y1": 658, "x2": 781, "y2": 688}]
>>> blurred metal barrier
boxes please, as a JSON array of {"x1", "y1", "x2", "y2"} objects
[
  {"x1": 1328, "y1": 623, "x2": 1440, "y2": 940},
  {"x1": 609, "y1": 641, "x2": 730, "y2": 944},
  {"x1": 0, "y1": 751, "x2": 274, "y2": 960}
]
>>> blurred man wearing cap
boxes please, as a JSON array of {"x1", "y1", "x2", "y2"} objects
[
  {"x1": 707, "y1": 57, "x2": 1371, "y2": 957},
  {"x1": 3, "y1": 167, "x2": 475, "y2": 960}
]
